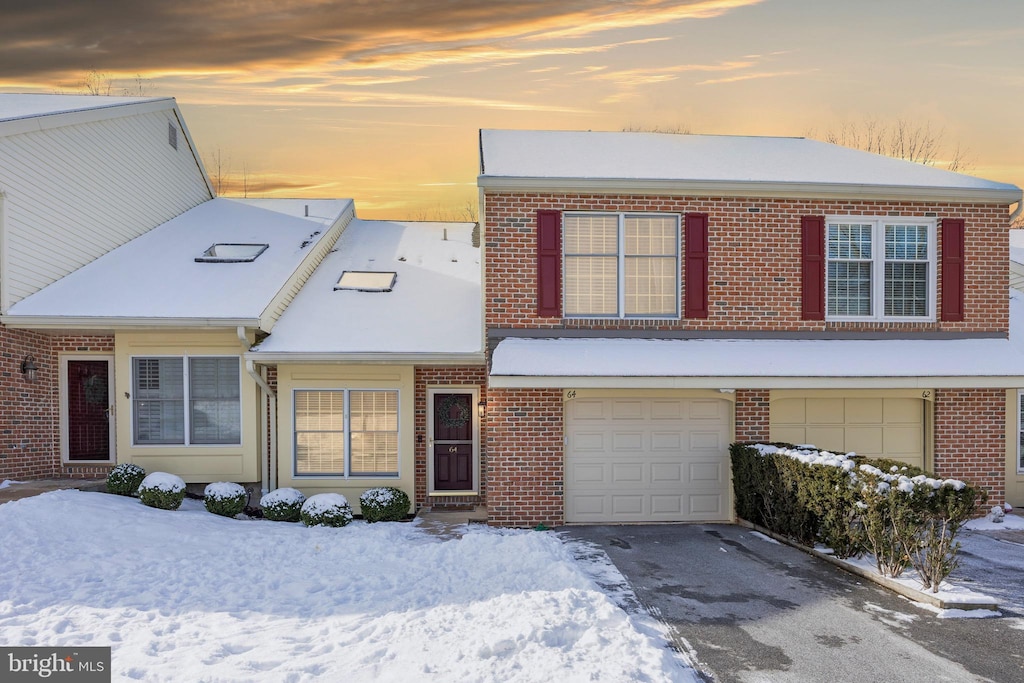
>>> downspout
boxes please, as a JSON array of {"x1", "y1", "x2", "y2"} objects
[
  {"x1": 1011, "y1": 196, "x2": 1023, "y2": 225},
  {"x1": 239, "y1": 327, "x2": 276, "y2": 494}
]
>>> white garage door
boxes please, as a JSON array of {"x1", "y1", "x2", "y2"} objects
[{"x1": 564, "y1": 397, "x2": 731, "y2": 523}]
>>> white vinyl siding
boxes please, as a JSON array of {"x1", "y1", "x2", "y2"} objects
[
  {"x1": 826, "y1": 217, "x2": 936, "y2": 322},
  {"x1": 0, "y1": 106, "x2": 210, "y2": 307},
  {"x1": 132, "y1": 357, "x2": 241, "y2": 446},
  {"x1": 1018, "y1": 391, "x2": 1024, "y2": 474},
  {"x1": 294, "y1": 389, "x2": 400, "y2": 477},
  {"x1": 563, "y1": 213, "x2": 679, "y2": 318}
]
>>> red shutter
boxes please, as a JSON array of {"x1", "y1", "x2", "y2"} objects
[
  {"x1": 684, "y1": 213, "x2": 709, "y2": 319},
  {"x1": 941, "y1": 218, "x2": 965, "y2": 322},
  {"x1": 536, "y1": 210, "x2": 562, "y2": 318},
  {"x1": 801, "y1": 216, "x2": 826, "y2": 320}
]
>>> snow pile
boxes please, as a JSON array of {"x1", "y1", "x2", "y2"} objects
[
  {"x1": 259, "y1": 487, "x2": 304, "y2": 506},
  {"x1": 0, "y1": 479, "x2": 23, "y2": 489},
  {"x1": 204, "y1": 482, "x2": 246, "y2": 501},
  {"x1": 139, "y1": 472, "x2": 185, "y2": 493},
  {"x1": 0, "y1": 491, "x2": 693, "y2": 682}
]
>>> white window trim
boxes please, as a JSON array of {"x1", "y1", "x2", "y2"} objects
[
  {"x1": 825, "y1": 215, "x2": 937, "y2": 323},
  {"x1": 562, "y1": 211, "x2": 681, "y2": 320},
  {"x1": 292, "y1": 388, "x2": 401, "y2": 479},
  {"x1": 129, "y1": 354, "x2": 243, "y2": 447}
]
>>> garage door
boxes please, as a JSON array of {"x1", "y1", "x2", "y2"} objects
[
  {"x1": 770, "y1": 396, "x2": 924, "y2": 469},
  {"x1": 564, "y1": 397, "x2": 731, "y2": 523}
]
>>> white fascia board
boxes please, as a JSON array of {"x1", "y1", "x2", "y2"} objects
[
  {"x1": 0, "y1": 315, "x2": 259, "y2": 329},
  {"x1": 487, "y1": 374, "x2": 1024, "y2": 389},
  {"x1": 478, "y1": 176, "x2": 1023, "y2": 206},
  {"x1": 0, "y1": 98, "x2": 177, "y2": 139},
  {"x1": 245, "y1": 351, "x2": 486, "y2": 365}
]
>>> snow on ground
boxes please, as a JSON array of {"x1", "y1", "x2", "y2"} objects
[
  {"x1": 0, "y1": 479, "x2": 23, "y2": 489},
  {"x1": 965, "y1": 510, "x2": 1024, "y2": 532},
  {"x1": 0, "y1": 491, "x2": 696, "y2": 682}
]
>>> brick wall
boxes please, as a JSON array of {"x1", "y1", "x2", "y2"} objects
[
  {"x1": 734, "y1": 390, "x2": 770, "y2": 442},
  {"x1": 485, "y1": 388, "x2": 564, "y2": 527},
  {"x1": 933, "y1": 388, "x2": 1006, "y2": 507},
  {"x1": 414, "y1": 366, "x2": 487, "y2": 511},
  {"x1": 483, "y1": 193, "x2": 1008, "y2": 334}
]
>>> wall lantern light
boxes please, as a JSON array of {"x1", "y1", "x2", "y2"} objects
[
  {"x1": 21, "y1": 355, "x2": 38, "y2": 383},
  {"x1": 477, "y1": 399, "x2": 487, "y2": 418}
]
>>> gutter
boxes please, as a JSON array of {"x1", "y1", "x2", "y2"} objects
[
  {"x1": 0, "y1": 315, "x2": 260, "y2": 329},
  {"x1": 478, "y1": 176, "x2": 1023, "y2": 205},
  {"x1": 240, "y1": 326, "x2": 276, "y2": 494},
  {"x1": 244, "y1": 351, "x2": 486, "y2": 365},
  {"x1": 487, "y1": 374, "x2": 1024, "y2": 390}
]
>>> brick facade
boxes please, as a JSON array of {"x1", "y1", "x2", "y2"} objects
[
  {"x1": 484, "y1": 388, "x2": 564, "y2": 527},
  {"x1": 933, "y1": 388, "x2": 1006, "y2": 507},
  {"x1": 734, "y1": 390, "x2": 770, "y2": 443},
  {"x1": 414, "y1": 366, "x2": 487, "y2": 511},
  {"x1": 0, "y1": 328, "x2": 115, "y2": 481},
  {"x1": 483, "y1": 193, "x2": 1008, "y2": 335}
]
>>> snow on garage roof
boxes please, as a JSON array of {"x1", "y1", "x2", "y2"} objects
[
  {"x1": 250, "y1": 220, "x2": 482, "y2": 361},
  {"x1": 478, "y1": 130, "x2": 1022, "y2": 203},
  {"x1": 489, "y1": 290, "x2": 1024, "y2": 389},
  {"x1": 3, "y1": 198, "x2": 351, "y2": 326}
]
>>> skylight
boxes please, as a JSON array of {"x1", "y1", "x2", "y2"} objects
[
  {"x1": 334, "y1": 271, "x2": 397, "y2": 292},
  {"x1": 195, "y1": 243, "x2": 269, "y2": 263}
]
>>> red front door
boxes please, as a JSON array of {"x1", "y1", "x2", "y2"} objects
[
  {"x1": 433, "y1": 392, "x2": 474, "y2": 491},
  {"x1": 66, "y1": 359, "x2": 112, "y2": 461}
]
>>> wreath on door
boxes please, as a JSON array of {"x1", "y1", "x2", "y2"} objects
[{"x1": 437, "y1": 394, "x2": 470, "y2": 429}]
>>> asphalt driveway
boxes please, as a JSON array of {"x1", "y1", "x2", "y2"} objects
[{"x1": 565, "y1": 524, "x2": 1024, "y2": 683}]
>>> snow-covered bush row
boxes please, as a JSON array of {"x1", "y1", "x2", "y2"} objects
[
  {"x1": 138, "y1": 472, "x2": 187, "y2": 510},
  {"x1": 106, "y1": 463, "x2": 146, "y2": 497},
  {"x1": 732, "y1": 442, "x2": 984, "y2": 592},
  {"x1": 300, "y1": 493, "x2": 353, "y2": 527},
  {"x1": 359, "y1": 486, "x2": 411, "y2": 523},
  {"x1": 260, "y1": 487, "x2": 306, "y2": 522},
  {"x1": 204, "y1": 482, "x2": 247, "y2": 518}
]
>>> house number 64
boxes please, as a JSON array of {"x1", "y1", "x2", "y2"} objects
[{"x1": 448, "y1": 446, "x2": 458, "y2": 453}]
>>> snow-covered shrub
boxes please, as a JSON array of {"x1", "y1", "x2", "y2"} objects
[
  {"x1": 204, "y1": 482, "x2": 247, "y2": 517},
  {"x1": 300, "y1": 493, "x2": 353, "y2": 528},
  {"x1": 138, "y1": 472, "x2": 186, "y2": 510},
  {"x1": 359, "y1": 486, "x2": 411, "y2": 523},
  {"x1": 260, "y1": 487, "x2": 306, "y2": 522},
  {"x1": 731, "y1": 442, "x2": 983, "y2": 586},
  {"x1": 106, "y1": 463, "x2": 146, "y2": 497}
]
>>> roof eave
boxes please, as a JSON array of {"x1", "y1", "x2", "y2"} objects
[
  {"x1": 0, "y1": 98, "x2": 177, "y2": 139},
  {"x1": 0, "y1": 315, "x2": 260, "y2": 330},
  {"x1": 487, "y1": 374, "x2": 1024, "y2": 389},
  {"x1": 245, "y1": 351, "x2": 486, "y2": 365},
  {"x1": 478, "y1": 176, "x2": 1023, "y2": 205}
]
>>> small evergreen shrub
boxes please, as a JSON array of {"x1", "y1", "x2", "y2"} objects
[
  {"x1": 359, "y1": 486, "x2": 411, "y2": 523},
  {"x1": 300, "y1": 493, "x2": 353, "y2": 528},
  {"x1": 260, "y1": 487, "x2": 306, "y2": 522},
  {"x1": 204, "y1": 482, "x2": 247, "y2": 517},
  {"x1": 106, "y1": 463, "x2": 146, "y2": 497},
  {"x1": 138, "y1": 472, "x2": 187, "y2": 510},
  {"x1": 731, "y1": 442, "x2": 982, "y2": 587}
]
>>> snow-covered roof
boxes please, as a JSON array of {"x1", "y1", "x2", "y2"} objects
[
  {"x1": 489, "y1": 290, "x2": 1024, "y2": 389},
  {"x1": 478, "y1": 130, "x2": 1022, "y2": 204},
  {"x1": 3, "y1": 198, "x2": 351, "y2": 327},
  {"x1": 250, "y1": 220, "x2": 482, "y2": 361},
  {"x1": 0, "y1": 94, "x2": 168, "y2": 123}
]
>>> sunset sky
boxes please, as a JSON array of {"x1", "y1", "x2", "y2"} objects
[{"x1": 2, "y1": 0, "x2": 1022, "y2": 219}]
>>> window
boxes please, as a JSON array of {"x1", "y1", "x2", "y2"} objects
[
  {"x1": 132, "y1": 357, "x2": 240, "y2": 446},
  {"x1": 294, "y1": 389, "x2": 399, "y2": 477},
  {"x1": 334, "y1": 271, "x2": 397, "y2": 292},
  {"x1": 826, "y1": 217, "x2": 935, "y2": 321},
  {"x1": 1018, "y1": 391, "x2": 1024, "y2": 474},
  {"x1": 195, "y1": 243, "x2": 269, "y2": 263},
  {"x1": 563, "y1": 213, "x2": 679, "y2": 318}
]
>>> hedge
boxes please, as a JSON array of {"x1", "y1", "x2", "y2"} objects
[{"x1": 731, "y1": 442, "x2": 984, "y2": 592}]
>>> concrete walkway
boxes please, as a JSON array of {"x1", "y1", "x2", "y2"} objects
[
  {"x1": 0, "y1": 478, "x2": 106, "y2": 504},
  {"x1": 414, "y1": 505, "x2": 488, "y2": 537}
]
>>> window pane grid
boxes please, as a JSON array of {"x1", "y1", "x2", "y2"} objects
[
  {"x1": 350, "y1": 391, "x2": 399, "y2": 475},
  {"x1": 294, "y1": 390, "x2": 399, "y2": 477},
  {"x1": 189, "y1": 358, "x2": 241, "y2": 445},
  {"x1": 133, "y1": 358, "x2": 184, "y2": 445},
  {"x1": 827, "y1": 262, "x2": 872, "y2": 316},
  {"x1": 132, "y1": 357, "x2": 240, "y2": 446},
  {"x1": 564, "y1": 213, "x2": 679, "y2": 318}
]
